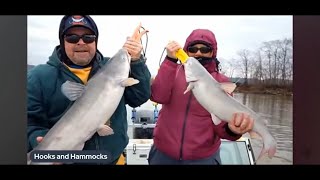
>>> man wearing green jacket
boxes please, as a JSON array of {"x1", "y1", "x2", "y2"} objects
[{"x1": 27, "y1": 15, "x2": 151, "y2": 164}]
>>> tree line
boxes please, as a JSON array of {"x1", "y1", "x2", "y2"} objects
[{"x1": 220, "y1": 38, "x2": 292, "y2": 90}]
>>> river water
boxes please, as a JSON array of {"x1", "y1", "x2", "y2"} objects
[{"x1": 233, "y1": 93, "x2": 293, "y2": 165}]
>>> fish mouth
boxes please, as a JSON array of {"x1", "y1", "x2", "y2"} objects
[
  {"x1": 125, "y1": 50, "x2": 131, "y2": 60},
  {"x1": 120, "y1": 48, "x2": 131, "y2": 60},
  {"x1": 186, "y1": 75, "x2": 198, "y2": 83},
  {"x1": 186, "y1": 79, "x2": 198, "y2": 83}
]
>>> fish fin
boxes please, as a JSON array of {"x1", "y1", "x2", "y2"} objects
[
  {"x1": 105, "y1": 119, "x2": 111, "y2": 126},
  {"x1": 249, "y1": 131, "x2": 262, "y2": 139},
  {"x1": 97, "y1": 125, "x2": 114, "y2": 136},
  {"x1": 74, "y1": 143, "x2": 85, "y2": 150},
  {"x1": 183, "y1": 82, "x2": 194, "y2": 94},
  {"x1": 220, "y1": 82, "x2": 237, "y2": 94},
  {"x1": 257, "y1": 138, "x2": 277, "y2": 160},
  {"x1": 121, "y1": 78, "x2": 139, "y2": 87},
  {"x1": 27, "y1": 151, "x2": 32, "y2": 165},
  {"x1": 185, "y1": 74, "x2": 198, "y2": 83},
  {"x1": 61, "y1": 80, "x2": 86, "y2": 101},
  {"x1": 267, "y1": 145, "x2": 277, "y2": 159},
  {"x1": 211, "y1": 113, "x2": 222, "y2": 125}
]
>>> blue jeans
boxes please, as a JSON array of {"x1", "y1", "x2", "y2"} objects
[{"x1": 148, "y1": 144, "x2": 221, "y2": 165}]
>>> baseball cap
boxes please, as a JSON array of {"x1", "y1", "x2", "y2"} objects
[{"x1": 59, "y1": 15, "x2": 99, "y2": 41}]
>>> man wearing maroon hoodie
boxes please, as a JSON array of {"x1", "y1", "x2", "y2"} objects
[{"x1": 149, "y1": 29, "x2": 254, "y2": 165}]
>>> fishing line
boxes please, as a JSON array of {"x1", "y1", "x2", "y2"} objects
[
  {"x1": 158, "y1": 47, "x2": 166, "y2": 67},
  {"x1": 139, "y1": 26, "x2": 148, "y2": 59}
]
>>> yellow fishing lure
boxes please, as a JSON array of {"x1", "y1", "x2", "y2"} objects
[{"x1": 175, "y1": 49, "x2": 189, "y2": 64}]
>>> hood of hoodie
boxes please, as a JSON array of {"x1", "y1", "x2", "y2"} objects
[
  {"x1": 183, "y1": 29, "x2": 219, "y2": 72},
  {"x1": 183, "y1": 29, "x2": 218, "y2": 59}
]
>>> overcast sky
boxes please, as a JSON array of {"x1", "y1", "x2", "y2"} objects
[{"x1": 28, "y1": 15, "x2": 292, "y2": 76}]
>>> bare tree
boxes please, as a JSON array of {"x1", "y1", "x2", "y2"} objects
[
  {"x1": 219, "y1": 58, "x2": 237, "y2": 79},
  {"x1": 260, "y1": 38, "x2": 292, "y2": 87},
  {"x1": 279, "y1": 38, "x2": 292, "y2": 86},
  {"x1": 261, "y1": 42, "x2": 273, "y2": 85},
  {"x1": 251, "y1": 49, "x2": 264, "y2": 85},
  {"x1": 237, "y1": 49, "x2": 251, "y2": 86}
]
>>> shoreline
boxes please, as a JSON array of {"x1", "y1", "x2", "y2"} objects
[{"x1": 234, "y1": 86, "x2": 293, "y2": 96}]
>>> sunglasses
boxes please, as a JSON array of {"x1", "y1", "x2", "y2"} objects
[
  {"x1": 64, "y1": 34, "x2": 96, "y2": 44},
  {"x1": 188, "y1": 46, "x2": 212, "y2": 53}
]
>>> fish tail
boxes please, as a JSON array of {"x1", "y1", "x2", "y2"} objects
[{"x1": 257, "y1": 136, "x2": 277, "y2": 160}]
